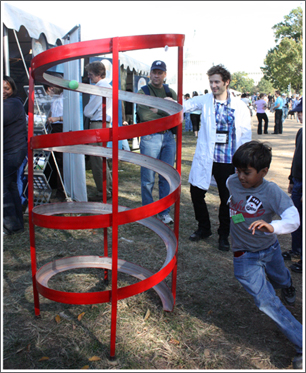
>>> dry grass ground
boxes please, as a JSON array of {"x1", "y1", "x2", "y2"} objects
[{"x1": 2, "y1": 113, "x2": 303, "y2": 370}]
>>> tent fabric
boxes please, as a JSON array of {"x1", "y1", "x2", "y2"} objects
[
  {"x1": 98, "y1": 53, "x2": 150, "y2": 76},
  {"x1": 63, "y1": 26, "x2": 87, "y2": 202},
  {"x1": 2, "y1": 2, "x2": 67, "y2": 45},
  {"x1": 118, "y1": 53, "x2": 150, "y2": 76}
]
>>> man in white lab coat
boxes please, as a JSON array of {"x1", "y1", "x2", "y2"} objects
[{"x1": 184, "y1": 64, "x2": 251, "y2": 251}]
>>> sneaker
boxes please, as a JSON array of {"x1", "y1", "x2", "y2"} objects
[
  {"x1": 218, "y1": 235, "x2": 230, "y2": 251},
  {"x1": 292, "y1": 353, "x2": 303, "y2": 369},
  {"x1": 189, "y1": 228, "x2": 212, "y2": 242},
  {"x1": 282, "y1": 251, "x2": 292, "y2": 261},
  {"x1": 291, "y1": 260, "x2": 302, "y2": 274},
  {"x1": 281, "y1": 284, "x2": 296, "y2": 306},
  {"x1": 282, "y1": 250, "x2": 300, "y2": 261},
  {"x1": 157, "y1": 213, "x2": 173, "y2": 224}
]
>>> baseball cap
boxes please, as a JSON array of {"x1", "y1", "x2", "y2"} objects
[
  {"x1": 282, "y1": 93, "x2": 286, "y2": 96},
  {"x1": 292, "y1": 97, "x2": 303, "y2": 112},
  {"x1": 151, "y1": 60, "x2": 167, "y2": 71}
]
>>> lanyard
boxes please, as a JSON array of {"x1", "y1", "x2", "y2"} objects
[{"x1": 213, "y1": 90, "x2": 232, "y2": 127}]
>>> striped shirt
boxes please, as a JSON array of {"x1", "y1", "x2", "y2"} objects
[{"x1": 214, "y1": 98, "x2": 236, "y2": 164}]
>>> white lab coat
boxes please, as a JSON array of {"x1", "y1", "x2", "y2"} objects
[{"x1": 184, "y1": 92, "x2": 252, "y2": 190}]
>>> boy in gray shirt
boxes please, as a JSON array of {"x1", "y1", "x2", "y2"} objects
[{"x1": 226, "y1": 141, "x2": 302, "y2": 369}]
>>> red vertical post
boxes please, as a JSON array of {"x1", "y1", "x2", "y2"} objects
[
  {"x1": 172, "y1": 45, "x2": 184, "y2": 304},
  {"x1": 28, "y1": 70, "x2": 40, "y2": 316},
  {"x1": 102, "y1": 97, "x2": 108, "y2": 283},
  {"x1": 110, "y1": 37, "x2": 120, "y2": 358},
  {"x1": 102, "y1": 97, "x2": 107, "y2": 204}
]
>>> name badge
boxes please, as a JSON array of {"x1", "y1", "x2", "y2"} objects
[
  {"x1": 231, "y1": 213, "x2": 245, "y2": 224},
  {"x1": 216, "y1": 132, "x2": 228, "y2": 144}
]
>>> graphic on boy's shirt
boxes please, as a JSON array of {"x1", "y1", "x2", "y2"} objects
[
  {"x1": 245, "y1": 195, "x2": 262, "y2": 214},
  {"x1": 229, "y1": 195, "x2": 265, "y2": 218}
]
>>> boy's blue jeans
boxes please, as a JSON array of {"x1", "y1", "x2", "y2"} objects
[
  {"x1": 233, "y1": 240, "x2": 302, "y2": 353},
  {"x1": 140, "y1": 131, "x2": 176, "y2": 216}
]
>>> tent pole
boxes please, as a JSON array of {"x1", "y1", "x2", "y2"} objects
[
  {"x1": 13, "y1": 29, "x2": 29, "y2": 79},
  {"x1": 3, "y1": 26, "x2": 10, "y2": 76}
]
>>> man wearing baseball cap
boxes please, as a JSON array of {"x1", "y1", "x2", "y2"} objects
[{"x1": 136, "y1": 60, "x2": 177, "y2": 224}]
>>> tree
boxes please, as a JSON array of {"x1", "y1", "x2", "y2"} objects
[
  {"x1": 261, "y1": 7, "x2": 303, "y2": 93},
  {"x1": 229, "y1": 72, "x2": 254, "y2": 93},
  {"x1": 261, "y1": 37, "x2": 303, "y2": 92},
  {"x1": 272, "y1": 7, "x2": 303, "y2": 43},
  {"x1": 255, "y1": 77, "x2": 275, "y2": 94}
]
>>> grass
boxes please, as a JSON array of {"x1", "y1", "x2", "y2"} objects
[{"x1": 2, "y1": 120, "x2": 302, "y2": 370}]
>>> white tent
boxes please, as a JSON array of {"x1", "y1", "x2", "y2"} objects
[
  {"x1": 2, "y1": 2, "x2": 67, "y2": 44},
  {"x1": 117, "y1": 53, "x2": 150, "y2": 76},
  {"x1": 2, "y1": 2, "x2": 87, "y2": 202}
]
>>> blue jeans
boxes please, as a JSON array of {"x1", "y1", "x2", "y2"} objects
[
  {"x1": 291, "y1": 178, "x2": 302, "y2": 256},
  {"x1": 3, "y1": 146, "x2": 28, "y2": 234},
  {"x1": 140, "y1": 131, "x2": 176, "y2": 216},
  {"x1": 121, "y1": 139, "x2": 130, "y2": 151},
  {"x1": 282, "y1": 107, "x2": 288, "y2": 122},
  {"x1": 184, "y1": 113, "x2": 192, "y2": 131},
  {"x1": 233, "y1": 240, "x2": 302, "y2": 353},
  {"x1": 17, "y1": 155, "x2": 28, "y2": 205}
]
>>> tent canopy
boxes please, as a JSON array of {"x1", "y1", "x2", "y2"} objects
[
  {"x1": 118, "y1": 53, "x2": 150, "y2": 76},
  {"x1": 2, "y1": 2, "x2": 68, "y2": 46}
]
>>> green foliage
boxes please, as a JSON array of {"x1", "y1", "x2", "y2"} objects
[
  {"x1": 261, "y1": 7, "x2": 303, "y2": 93},
  {"x1": 261, "y1": 37, "x2": 303, "y2": 92},
  {"x1": 255, "y1": 77, "x2": 275, "y2": 94},
  {"x1": 229, "y1": 72, "x2": 254, "y2": 93},
  {"x1": 272, "y1": 7, "x2": 303, "y2": 43}
]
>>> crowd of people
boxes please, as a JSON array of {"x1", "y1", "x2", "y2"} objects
[
  {"x1": 185, "y1": 90, "x2": 301, "y2": 137},
  {"x1": 2, "y1": 61, "x2": 303, "y2": 369}
]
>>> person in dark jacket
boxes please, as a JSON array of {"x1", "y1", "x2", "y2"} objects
[
  {"x1": 3, "y1": 76, "x2": 27, "y2": 235},
  {"x1": 282, "y1": 98, "x2": 303, "y2": 273}
]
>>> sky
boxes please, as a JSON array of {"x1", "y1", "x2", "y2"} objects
[{"x1": 3, "y1": 1, "x2": 304, "y2": 78}]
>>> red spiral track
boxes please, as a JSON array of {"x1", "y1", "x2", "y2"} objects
[{"x1": 28, "y1": 33, "x2": 184, "y2": 357}]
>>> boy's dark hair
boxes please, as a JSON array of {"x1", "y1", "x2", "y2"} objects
[
  {"x1": 232, "y1": 141, "x2": 272, "y2": 172},
  {"x1": 3, "y1": 75, "x2": 18, "y2": 96},
  {"x1": 207, "y1": 64, "x2": 231, "y2": 84}
]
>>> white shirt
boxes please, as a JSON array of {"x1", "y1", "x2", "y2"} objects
[
  {"x1": 241, "y1": 97, "x2": 249, "y2": 106},
  {"x1": 271, "y1": 205, "x2": 300, "y2": 235},
  {"x1": 84, "y1": 79, "x2": 112, "y2": 122},
  {"x1": 184, "y1": 92, "x2": 252, "y2": 190},
  {"x1": 50, "y1": 93, "x2": 63, "y2": 123}
]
